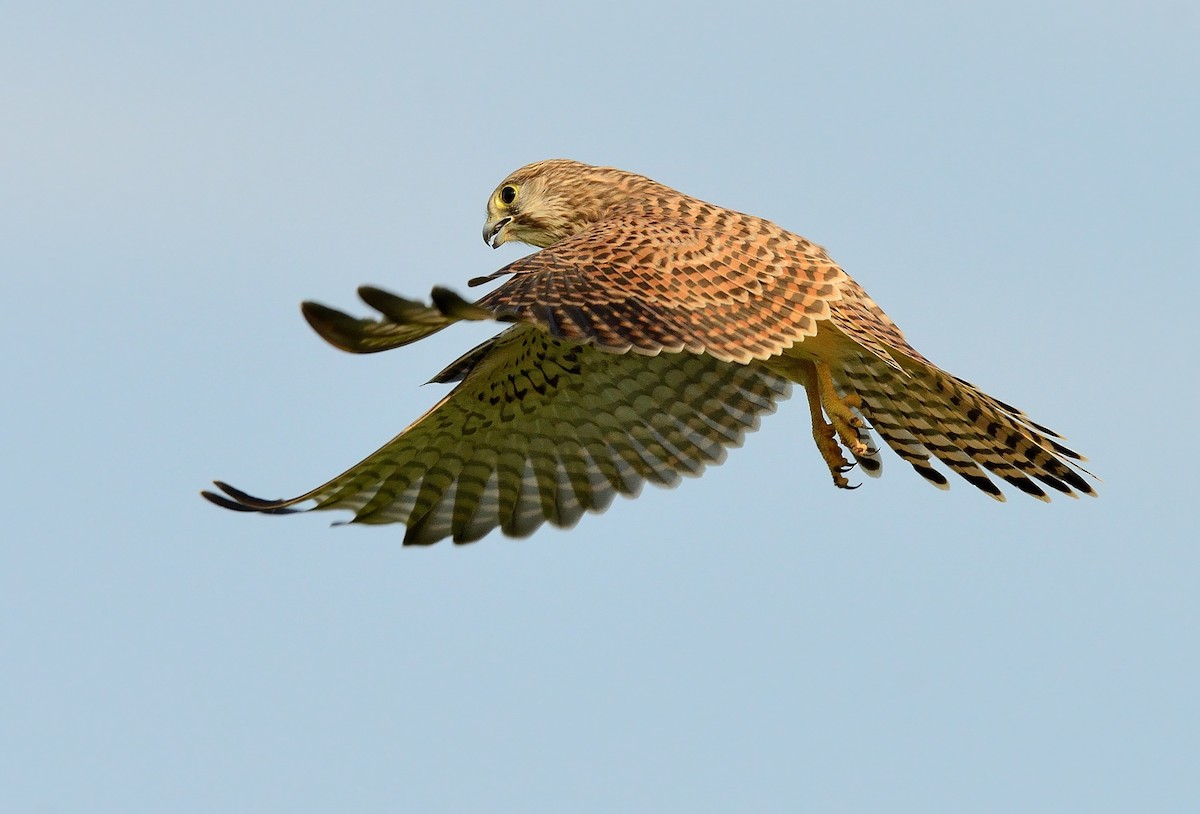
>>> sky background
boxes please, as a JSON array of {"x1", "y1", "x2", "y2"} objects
[{"x1": 3, "y1": 1, "x2": 1197, "y2": 811}]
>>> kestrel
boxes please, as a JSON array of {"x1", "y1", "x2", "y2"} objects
[{"x1": 203, "y1": 159, "x2": 1095, "y2": 543}]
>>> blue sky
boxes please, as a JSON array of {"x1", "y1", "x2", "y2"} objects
[{"x1": 3, "y1": 2, "x2": 1197, "y2": 811}]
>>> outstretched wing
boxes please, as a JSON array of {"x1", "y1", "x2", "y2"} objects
[
  {"x1": 298, "y1": 286, "x2": 481, "y2": 354},
  {"x1": 203, "y1": 323, "x2": 790, "y2": 544},
  {"x1": 469, "y1": 207, "x2": 879, "y2": 365}
]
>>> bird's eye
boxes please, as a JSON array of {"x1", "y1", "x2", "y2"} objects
[{"x1": 499, "y1": 185, "x2": 517, "y2": 205}]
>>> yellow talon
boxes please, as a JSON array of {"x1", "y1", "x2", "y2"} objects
[
  {"x1": 815, "y1": 361, "x2": 868, "y2": 457},
  {"x1": 800, "y1": 364, "x2": 858, "y2": 489}
]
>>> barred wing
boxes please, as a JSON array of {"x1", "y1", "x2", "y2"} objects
[
  {"x1": 470, "y1": 209, "x2": 856, "y2": 365},
  {"x1": 204, "y1": 325, "x2": 790, "y2": 544}
]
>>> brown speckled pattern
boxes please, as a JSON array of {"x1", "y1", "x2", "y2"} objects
[
  {"x1": 204, "y1": 160, "x2": 1095, "y2": 542},
  {"x1": 478, "y1": 207, "x2": 847, "y2": 365}
]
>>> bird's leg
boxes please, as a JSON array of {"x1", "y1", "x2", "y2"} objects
[
  {"x1": 814, "y1": 361, "x2": 870, "y2": 460},
  {"x1": 799, "y1": 365, "x2": 858, "y2": 490}
]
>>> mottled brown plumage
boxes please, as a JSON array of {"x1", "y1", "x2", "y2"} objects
[{"x1": 204, "y1": 159, "x2": 1095, "y2": 543}]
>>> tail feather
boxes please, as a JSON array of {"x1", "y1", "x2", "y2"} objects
[{"x1": 837, "y1": 354, "x2": 1096, "y2": 501}]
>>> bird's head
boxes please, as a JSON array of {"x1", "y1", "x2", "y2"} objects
[{"x1": 482, "y1": 159, "x2": 658, "y2": 249}]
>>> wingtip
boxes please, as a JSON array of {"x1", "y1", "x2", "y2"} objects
[
  {"x1": 357, "y1": 286, "x2": 438, "y2": 323},
  {"x1": 300, "y1": 300, "x2": 337, "y2": 326},
  {"x1": 204, "y1": 481, "x2": 300, "y2": 514},
  {"x1": 467, "y1": 269, "x2": 510, "y2": 288},
  {"x1": 430, "y1": 287, "x2": 491, "y2": 320},
  {"x1": 301, "y1": 300, "x2": 380, "y2": 354},
  {"x1": 201, "y1": 487, "x2": 260, "y2": 512}
]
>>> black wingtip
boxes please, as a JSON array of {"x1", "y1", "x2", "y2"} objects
[
  {"x1": 201, "y1": 489, "x2": 262, "y2": 512},
  {"x1": 357, "y1": 286, "x2": 433, "y2": 323},
  {"x1": 301, "y1": 300, "x2": 383, "y2": 354},
  {"x1": 203, "y1": 481, "x2": 300, "y2": 514},
  {"x1": 430, "y1": 287, "x2": 491, "y2": 320},
  {"x1": 467, "y1": 269, "x2": 510, "y2": 288},
  {"x1": 300, "y1": 300, "x2": 341, "y2": 327}
]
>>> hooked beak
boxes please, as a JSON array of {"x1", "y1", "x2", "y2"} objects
[{"x1": 482, "y1": 216, "x2": 513, "y2": 249}]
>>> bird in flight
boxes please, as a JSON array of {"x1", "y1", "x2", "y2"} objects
[{"x1": 203, "y1": 159, "x2": 1095, "y2": 543}]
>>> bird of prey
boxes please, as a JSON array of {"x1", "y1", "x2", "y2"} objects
[{"x1": 203, "y1": 159, "x2": 1095, "y2": 543}]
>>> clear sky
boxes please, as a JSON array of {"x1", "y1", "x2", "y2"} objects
[{"x1": 3, "y1": 2, "x2": 1197, "y2": 812}]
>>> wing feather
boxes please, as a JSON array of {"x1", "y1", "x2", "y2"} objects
[
  {"x1": 474, "y1": 208, "x2": 848, "y2": 364},
  {"x1": 204, "y1": 324, "x2": 790, "y2": 544}
]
